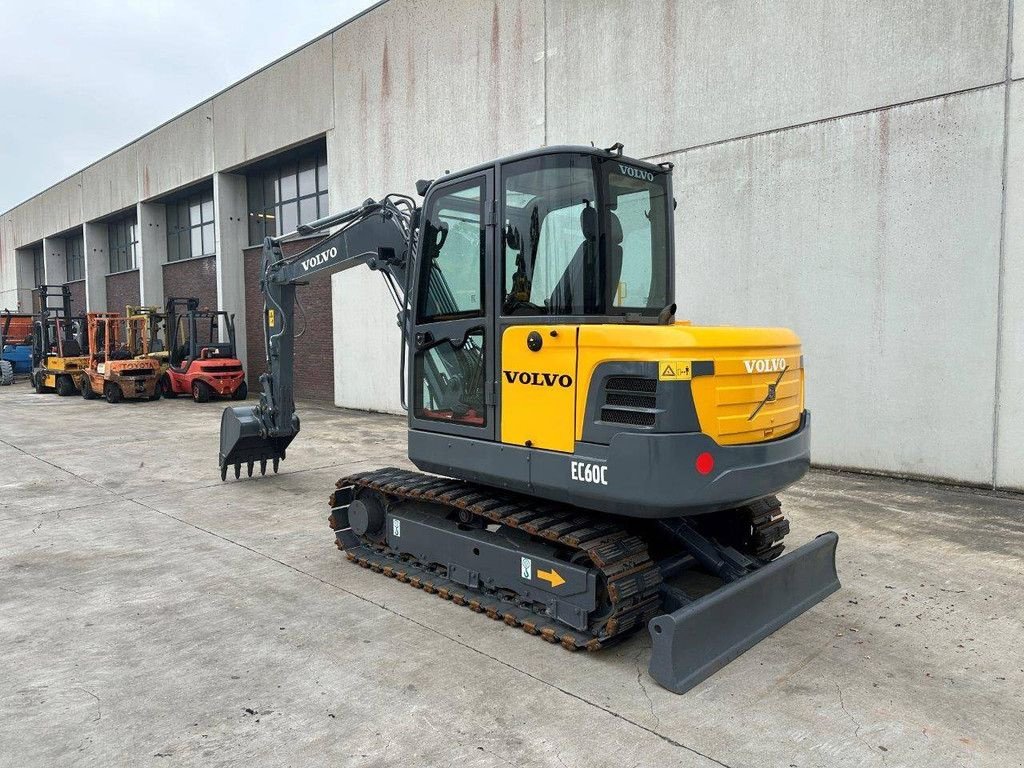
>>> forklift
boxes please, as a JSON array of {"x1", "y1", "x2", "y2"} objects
[
  {"x1": 30, "y1": 285, "x2": 88, "y2": 396},
  {"x1": 160, "y1": 297, "x2": 247, "y2": 402},
  {"x1": 80, "y1": 312, "x2": 161, "y2": 403},
  {"x1": 125, "y1": 304, "x2": 169, "y2": 371}
]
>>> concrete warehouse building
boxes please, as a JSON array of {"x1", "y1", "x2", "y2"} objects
[{"x1": 1, "y1": 0, "x2": 1021, "y2": 491}]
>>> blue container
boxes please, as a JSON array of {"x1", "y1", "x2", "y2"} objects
[{"x1": 1, "y1": 344, "x2": 32, "y2": 374}]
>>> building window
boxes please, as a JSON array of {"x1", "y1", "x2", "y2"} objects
[
  {"x1": 32, "y1": 247, "x2": 44, "y2": 287},
  {"x1": 247, "y1": 148, "x2": 329, "y2": 245},
  {"x1": 108, "y1": 216, "x2": 139, "y2": 273},
  {"x1": 167, "y1": 190, "x2": 215, "y2": 262},
  {"x1": 66, "y1": 235, "x2": 85, "y2": 282}
]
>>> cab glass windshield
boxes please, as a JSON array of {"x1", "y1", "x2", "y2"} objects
[{"x1": 501, "y1": 153, "x2": 670, "y2": 317}]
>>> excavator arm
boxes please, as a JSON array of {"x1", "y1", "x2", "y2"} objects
[{"x1": 219, "y1": 194, "x2": 416, "y2": 479}]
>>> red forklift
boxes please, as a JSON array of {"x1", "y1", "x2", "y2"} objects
[{"x1": 159, "y1": 297, "x2": 247, "y2": 402}]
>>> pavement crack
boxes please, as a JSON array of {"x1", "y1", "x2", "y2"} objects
[
  {"x1": 76, "y1": 687, "x2": 102, "y2": 722},
  {"x1": 835, "y1": 683, "x2": 882, "y2": 761},
  {"x1": 130, "y1": 497, "x2": 733, "y2": 768},
  {"x1": 634, "y1": 648, "x2": 661, "y2": 730}
]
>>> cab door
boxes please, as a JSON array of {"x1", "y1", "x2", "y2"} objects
[{"x1": 409, "y1": 171, "x2": 495, "y2": 440}]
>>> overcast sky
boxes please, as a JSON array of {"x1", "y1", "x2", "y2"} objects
[{"x1": 0, "y1": 0, "x2": 380, "y2": 213}]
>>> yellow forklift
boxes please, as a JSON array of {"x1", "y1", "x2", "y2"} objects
[
  {"x1": 30, "y1": 285, "x2": 88, "y2": 396},
  {"x1": 80, "y1": 312, "x2": 161, "y2": 403},
  {"x1": 125, "y1": 304, "x2": 169, "y2": 372}
]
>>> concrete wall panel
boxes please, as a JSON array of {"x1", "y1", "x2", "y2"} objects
[
  {"x1": 546, "y1": 0, "x2": 1008, "y2": 158},
  {"x1": 138, "y1": 103, "x2": 214, "y2": 200},
  {"x1": 0, "y1": 213, "x2": 17, "y2": 309},
  {"x1": 995, "y1": 80, "x2": 1024, "y2": 488},
  {"x1": 213, "y1": 37, "x2": 334, "y2": 170},
  {"x1": 11, "y1": 175, "x2": 83, "y2": 247},
  {"x1": 82, "y1": 149, "x2": 138, "y2": 222},
  {"x1": 329, "y1": 0, "x2": 545, "y2": 413},
  {"x1": 660, "y1": 86, "x2": 1005, "y2": 483},
  {"x1": 1013, "y1": 0, "x2": 1023, "y2": 79}
]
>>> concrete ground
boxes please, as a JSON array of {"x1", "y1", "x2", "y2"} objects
[{"x1": 0, "y1": 384, "x2": 1021, "y2": 768}]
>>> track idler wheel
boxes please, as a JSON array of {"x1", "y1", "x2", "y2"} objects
[{"x1": 348, "y1": 493, "x2": 386, "y2": 538}]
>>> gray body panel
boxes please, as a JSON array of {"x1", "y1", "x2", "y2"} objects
[
  {"x1": 409, "y1": 412, "x2": 812, "y2": 518},
  {"x1": 387, "y1": 504, "x2": 598, "y2": 631}
]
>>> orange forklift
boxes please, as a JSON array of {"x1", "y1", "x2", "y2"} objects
[
  {"x1": 80, "y1": 312, "x2": 161, "y2": 403},
  {"x1": 159, "y1": 297, "x2": 246, "y2": 402}
]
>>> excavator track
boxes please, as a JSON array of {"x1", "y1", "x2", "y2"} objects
[{"x1": 328, "y1": 467, "x2": 666, "y2": 651}]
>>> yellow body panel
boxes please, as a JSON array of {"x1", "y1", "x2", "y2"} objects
[
  {"x1": 500, "y1": 325, "x2": 578, "y2": 452},
  {"x1": 575, "y1": 323, "x2": 804, "y2": 445},
  {"x1": 41, "y1": 356, "x2": 89, "y2": 387}
]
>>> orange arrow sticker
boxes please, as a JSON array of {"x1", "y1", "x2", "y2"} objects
[{"x1": 537, "y1": 568, "x2": 565, "y2": 587}]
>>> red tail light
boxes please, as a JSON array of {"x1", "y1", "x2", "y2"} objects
[{"x1": 695, "y1": 452, "x2": 715, "y2": 475}]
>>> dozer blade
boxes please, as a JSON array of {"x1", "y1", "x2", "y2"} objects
[
  {"x1": 218, "y1": 405, "x2": 297, "y2": 480},
  {"x1": 648, "y1": 531, "x2": 839, "y2": 694}
]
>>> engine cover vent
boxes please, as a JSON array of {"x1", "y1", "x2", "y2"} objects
[{"x1": 601, "y1": 376, "x2": 658, "y2": 427}]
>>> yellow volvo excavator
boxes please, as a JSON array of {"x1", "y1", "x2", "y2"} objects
[{"x1": 220, "y1": 144, "x2": 840, "y2": 693}]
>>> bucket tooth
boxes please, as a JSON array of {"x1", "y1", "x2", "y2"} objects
[
  {"x1": 247, "y1": 461, "x2": 254, "y2": 477},
  {"x1": 260, "y1": 459, "x2": 267, "y2": 476},
  {"x1": 273, "y1": 458, "x2": 279, "y2": 473},
  {"x1": 234, "y1": 463, "x2": 240, "y2": 479},
  {"x1": 220, "y1": 463, "x2": 227, "y2": 482}
]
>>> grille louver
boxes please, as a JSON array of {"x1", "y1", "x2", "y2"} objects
[{"x1": 601, "y1": 375, "x2": 658, "y2": 427}]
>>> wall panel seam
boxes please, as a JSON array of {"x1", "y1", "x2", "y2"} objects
[
  {"x1": 991, "y1": 0, "x2": 1016, "y2": 488},
  {"x1": 642, "y1": 81, "x2": 1006, "y2": 162}
]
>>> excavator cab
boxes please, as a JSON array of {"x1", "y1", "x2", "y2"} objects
[{"x1": 219, "y1": 145, "x2": 839, "y2": 694}]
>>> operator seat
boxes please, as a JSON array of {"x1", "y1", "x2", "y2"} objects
[{"x1": 549, "y1": 205, "x2": 598, "y2": 313}]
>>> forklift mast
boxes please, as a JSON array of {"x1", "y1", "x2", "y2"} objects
[
  {"x1": 165, "y1": 297, "x2": 238, "y2": 366},
  {"x1": 31, "y1": 285, "x2": 82, "y2": 364}
]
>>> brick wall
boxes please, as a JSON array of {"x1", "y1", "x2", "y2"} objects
[
  {"x1": 64, "y1": 280, "x2": 86, "y2": 316},
  {"x1": 162, "y1": 256, "x2": 218, "y2": 312},
  {"x1": 243, "y1": 237, "x2": 334, "y2": 402},
  {"x1": 105, "y1": 270, "x2": 140, "y2": 314}
]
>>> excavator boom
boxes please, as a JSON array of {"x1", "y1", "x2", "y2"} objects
[{"x1": 219, "y1": 195, "x2": 415, "y2": 479}]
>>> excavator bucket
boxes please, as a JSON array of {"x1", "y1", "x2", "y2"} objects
[
  {"x1": 219, "y1": 405, "x2": 298, "y2": 480},
  {"x1": 648, "y1": 532, "x2": 839, "y2": 694}
]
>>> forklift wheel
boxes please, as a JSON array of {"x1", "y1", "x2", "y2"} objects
[
  {"x1": 231, "y1": 381, "x2": 248, "y2": 401},
  {"x1": 81, "y1": 381, "x2": 97, "y2": 400},
  {"x1": 56, "y1": 375, "x2": 75, "y2": 397},
  {"x1": 159, "y1": 373, "x2": 177, "y2": 399},
  {"x1": 33, "y1": 372, "x2": 47, "y2": 394},
  {"x1": 192, "y1": 380, "x2": 212, "y2": 403},
  {"x1": 105, "y1": 383, "x2": 123, "y2": 404},
  {"x1": 149, "y1": 389, "x2": 161, "y2": 401}
]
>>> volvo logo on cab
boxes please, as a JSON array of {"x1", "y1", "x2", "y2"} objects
[{"x1": 618, "y1": 163, "x2": 655, "y2": 182}]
